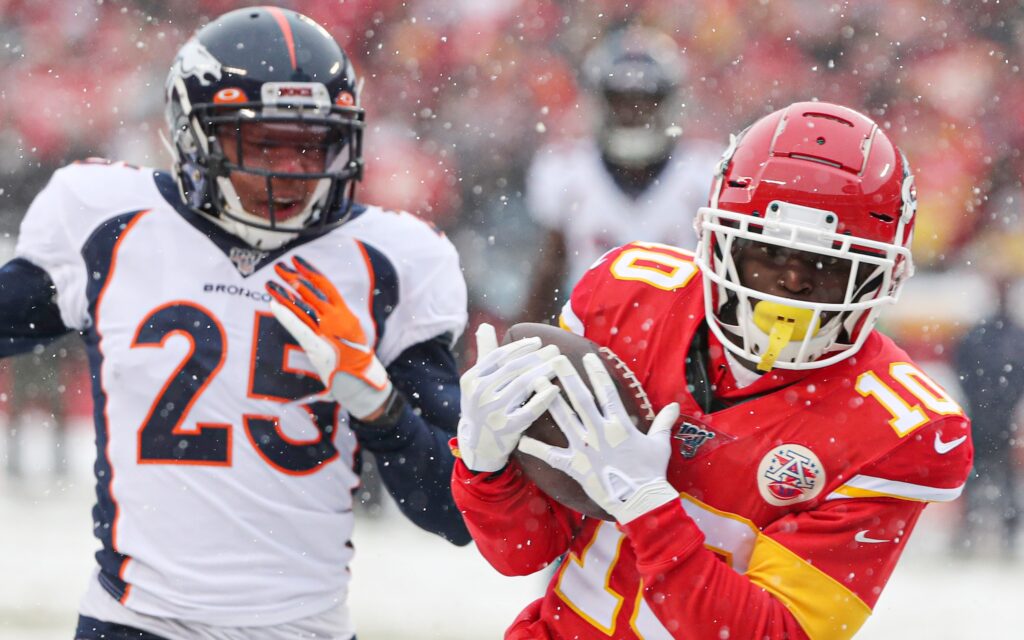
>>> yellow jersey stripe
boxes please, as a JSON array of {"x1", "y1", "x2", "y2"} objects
[{"x1": 746, "y1": 533, "x2": 871, "y2": 640}]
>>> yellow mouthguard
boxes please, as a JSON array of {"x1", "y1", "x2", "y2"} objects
[{"x1": 752, "y1": 301, "x2": 820, "y2": 371}]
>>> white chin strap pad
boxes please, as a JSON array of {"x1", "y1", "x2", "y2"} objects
[{"x1": 212, "y1": 175, "x2": 330, "y2": 249}]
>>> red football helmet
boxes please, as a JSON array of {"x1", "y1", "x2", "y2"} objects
[{"x1": 694, "y1": 102, "x2": 917, "y2": 370}]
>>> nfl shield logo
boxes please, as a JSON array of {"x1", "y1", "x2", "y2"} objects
[
  {"x1": 229, "y1": 246, "x2": 269, "y2": 276},
  {"x1": 674, "y1": 421, "x2": 717, "y2": 459}
]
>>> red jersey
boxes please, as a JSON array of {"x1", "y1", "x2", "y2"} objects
[{"x1": 452, "y1": 242, "x2": 972, "y2": 640}]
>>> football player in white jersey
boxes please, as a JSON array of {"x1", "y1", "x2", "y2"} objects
[
  {"x1": 523, "y1": 25, "x2": 722, "y2": 322},
  {"x1": 4, "y1": 7, "x2": 470, "y2": 640}
]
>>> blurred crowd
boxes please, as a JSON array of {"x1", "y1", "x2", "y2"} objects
[
  {"x1": 2, "y1": 1, "x2": 1023, "y2": 310},
  {"x1": 1, "y1": 0, "x2": 1023, "y2": 551}
]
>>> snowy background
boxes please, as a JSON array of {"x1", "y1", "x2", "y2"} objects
[
  {"x1": 0, "y1": 429, "x2": 1021, "y2": 639},
  {"x1": 2, "y1": 1, "x2": 1024, "y2": 638}
]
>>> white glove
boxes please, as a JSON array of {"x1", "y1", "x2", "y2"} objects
[
  {"x1": 518, "y1": 353, "x2": 681, "y2": 524},
  {"x1": 457, "y1": 323, "x2": 563, "y2": 473},
  {"x1": 266, "y1": 256, "x2": 392, "y2": 421}
]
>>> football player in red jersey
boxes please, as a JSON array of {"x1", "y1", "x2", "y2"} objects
[{"x1": 452, "y1": 102, "x2": 972, "y2": 639}]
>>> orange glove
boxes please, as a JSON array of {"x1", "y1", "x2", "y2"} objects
[{"x1": 266, "y1": 255, "x2": 392, "y2": 420}]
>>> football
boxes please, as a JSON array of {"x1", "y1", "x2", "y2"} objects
[{"x1": 505, "y1": 322, "x2": 656, "y2": 521}]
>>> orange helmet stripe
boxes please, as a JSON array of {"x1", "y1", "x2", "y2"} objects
[{"x1": 264, "y1": 6, "x2": 297, "y2": 70}]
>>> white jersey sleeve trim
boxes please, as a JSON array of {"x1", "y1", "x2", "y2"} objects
[
  {"x1": 558, "y1": 301, "x2": 585, "y2": 336},
  {"x1": 344, "y1": 208, "x2": 467, "y2": 366},
  {"x1": 824, "y1": 474, "x2": 965, "y2": 503},
  {"x1": 15, "y1": 164, "x2": 162, "y2": 330}
]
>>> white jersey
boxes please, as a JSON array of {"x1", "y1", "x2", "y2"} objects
[
  {"x1": 526, "y1": 138, "x2": 722, "y2": 286},
  {"x1": 15, "y1": 161, "x2": 467, "y2": 626}
]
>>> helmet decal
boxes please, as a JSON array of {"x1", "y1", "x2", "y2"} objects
[
  {"x1": 163, "y1": 7, "x2": 365, "y2": 251},
  {"x1": 213, "y1": 88, "x2": 247, "y2": 104},
  {"x1": 173, "y1": 38, "x2": 222, "y2": 87}
]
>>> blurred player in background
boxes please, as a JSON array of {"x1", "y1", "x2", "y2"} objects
[
  {"x1": 522, "y1": 25, "x2": 721, "y2": 323},
  {"x1": 955, "y1": 272, "x2": 1023, "y2": 555},
  {"x1": 1, "y1": 7, "x2": 469, "y2": 639},
  {"x1": 454, "y1": 102, "x2": 972, "y2": 639}
]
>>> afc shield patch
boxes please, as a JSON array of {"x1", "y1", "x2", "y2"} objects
[{"x1": 756, "y1": 443, "x2": 825, "y2": 506}]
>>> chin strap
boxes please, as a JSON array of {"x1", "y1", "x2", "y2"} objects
[{"x1": 752, "y1": 302, "x2": 819, "y2": 371}]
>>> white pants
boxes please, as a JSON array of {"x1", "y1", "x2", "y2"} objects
[{"x1": 78, "y1": 570, "x2": 355, "y2": 640}]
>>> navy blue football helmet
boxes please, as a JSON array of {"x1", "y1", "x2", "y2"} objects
[
  {"x1": 165, "y1": 7, "x2": 364, "y2": 249},
  {"x1": 582, "y1": 26, "x2": 685, "y2": 168}
]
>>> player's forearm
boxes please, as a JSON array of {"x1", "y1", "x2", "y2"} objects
[
  {"x1": 623, "y1": 501, "x2": 810, "y2": 640},
  {"x1": 348, "y1": 335, "x2": 471, "y2": 544},
  {"x1": 351, "y1": 403, "x2": 471, "y2": 545},
  {"x1": 0, "y1": 258, "x2": 71, "y2": 356},
  {"x1": 451, "y1": 459, "x2": 577, "y2": 576}
]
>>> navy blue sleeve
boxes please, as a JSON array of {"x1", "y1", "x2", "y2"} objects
[
  {"x1": 0, "y1": 258, "x2": 72, "y2": 357},
  {"x1": 348, "y1": 335, "x2": 470, "y2": 546}
]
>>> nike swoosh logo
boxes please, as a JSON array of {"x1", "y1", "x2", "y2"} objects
[
  {"x1": 934, "y1": 433, "x2": 967, "y2": 455},
  {"x1": 855, "y1": 530, "x2": 890, "y2": 544}
]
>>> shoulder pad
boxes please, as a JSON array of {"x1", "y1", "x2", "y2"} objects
[{"x1": 561, "y1": 241, "x2": 700, "y2": 339}]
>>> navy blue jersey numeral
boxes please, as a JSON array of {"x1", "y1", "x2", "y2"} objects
[
  {"x1": 132, "y1": 302, "x2": 231, "y2": 465},
  {"x1": 250, "y1": 312, "x2": 326, "y2": 400},
  {"x1": 132, "y1": 307, "x2": 341, "y2": 474},
  {"x1": 246, "y1": 313, "x2": 339, "y2": 474}
]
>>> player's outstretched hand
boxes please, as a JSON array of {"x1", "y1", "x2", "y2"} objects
[
  {"x1": 518, "y1": 354, "x2": 680, "y2": 524},
  {"x1": 266, "y1": 255, "x2": 393, "y2": 421},
  {"x1": 457, "y1": 323, "x2": 563, "y2": 473}
]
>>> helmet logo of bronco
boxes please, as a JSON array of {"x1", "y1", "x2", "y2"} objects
[{"x1": 174, "y1": 38, "x2": 222, "y2": 87}]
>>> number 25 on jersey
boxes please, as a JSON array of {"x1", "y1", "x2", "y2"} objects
[{"x1": 132, "y1": 302, "x2": 341, "y2": 474}]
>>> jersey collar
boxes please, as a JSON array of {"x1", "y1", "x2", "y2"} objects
[
  {"x1": 153, "y1": 171, "x2": 366, "y2": 277},
  {"x1": 706, "y1": 327, "x2": 811, "y2": 400}
]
